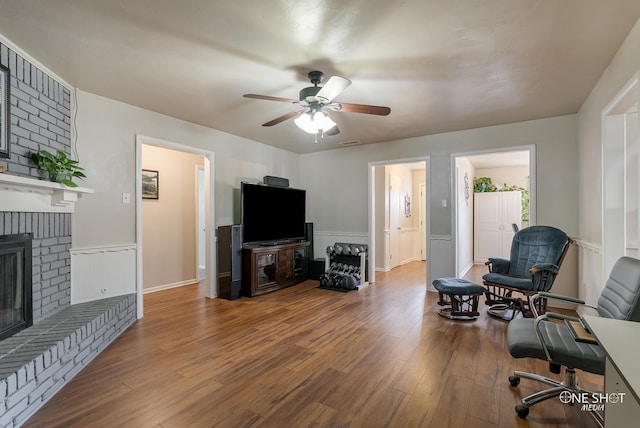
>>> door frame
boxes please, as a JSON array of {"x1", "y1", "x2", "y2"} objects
[
  {"x1": 451, "y1": 145, "x2": 536, "y2": 278},
  {"x1": 368, "y1": 156, "x2": 430, "y2": 285},
  {"x1": 196, "y1": 165, "x2": 206, "y2": 281},
  {"x1": 135, "y1": 135, "x2": 216, "y2": 318},
  {"x1": 601, "y1": 72, "x2": 639, "y2": 282}
]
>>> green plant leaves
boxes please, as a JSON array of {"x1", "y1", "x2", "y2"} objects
[{"x1": 30, "y1": 149, "x2": 85, "y2": 187}]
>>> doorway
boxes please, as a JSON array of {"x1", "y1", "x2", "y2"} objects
[
  {"x1": 368, "y1": 158, "x2": 429, "y2": 285},
  {"x1": 135, "y1": 135, "x2": 216, "y2": 318},
  {"x1": 602, "y1": 73, "x2": 639, "y2": 281},
  {"x1": 453, "y1": 147, "x2": 536, "y2": 278}
]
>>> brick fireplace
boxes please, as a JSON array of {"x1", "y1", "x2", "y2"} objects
[
  {"x1": 0, "y1": 185, "x2": 136, "y2": 426},
  {"x1": 0, "y1": 41, "x2": 136, "y2": 426}
]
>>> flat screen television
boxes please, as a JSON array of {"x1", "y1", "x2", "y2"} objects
[{"x1": 241, "y1": 182, "x2": 306, "y2": 245}]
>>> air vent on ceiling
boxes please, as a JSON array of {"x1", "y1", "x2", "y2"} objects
[{"x1": 338, "y1": 140, "x2": 362, "y2": 147}]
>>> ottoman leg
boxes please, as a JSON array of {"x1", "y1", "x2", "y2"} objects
[
  {"x1": 438, "y1": 294, "x2": 481, "y2": 320},
  {"x1": 437, "y1": 291, "x2": 450, "y2": 306}
]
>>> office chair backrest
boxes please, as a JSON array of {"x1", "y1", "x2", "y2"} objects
[
  {"x1": 597, "y1": 256, "x2": 640, "y2": 321},
  {"x1": 508, "y1": 226, "x2": 570, "y2": 278}
]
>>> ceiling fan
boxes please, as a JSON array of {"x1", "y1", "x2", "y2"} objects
[{"x1": 243, "y1": 71, "x2": 391, "y2": 141}]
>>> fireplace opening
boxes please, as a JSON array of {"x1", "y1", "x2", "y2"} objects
[{"x1": 0, "y1": 233, "x2": 33, "y2": 341}]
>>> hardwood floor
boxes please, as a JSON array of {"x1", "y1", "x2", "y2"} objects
[{"x1": 24, "y1": 262, "x2": 602, "y2": 427}]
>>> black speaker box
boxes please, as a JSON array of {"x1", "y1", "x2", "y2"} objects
[
  {"x1": 263, "y1": 175, "x2": 290, "y2": 187},
  {"x1": 217, "y1": 225, "x2": 242, "y2": 300},
  {"x1": 304, "y1": 222, "x2": 314, "y2": 260}
]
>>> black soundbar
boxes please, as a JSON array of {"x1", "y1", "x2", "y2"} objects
[{"x1": 263, "y1": 175, "x2": 289, "y2": 188}]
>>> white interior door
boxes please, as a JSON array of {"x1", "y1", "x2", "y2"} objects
[
  {"x1": 474, "y1": 192, "x2": 502, "y2": 262},
  {"x1": 501, "y1": 191, "x2": 522, "y2": 255}
]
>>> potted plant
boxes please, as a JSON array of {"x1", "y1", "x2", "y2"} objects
[
  {"x1": 473, "y1": 177, "x2": 497, "y2": 192},
  {"x1": 30, "y1": 149, "x2": 86, "y2": 187}
]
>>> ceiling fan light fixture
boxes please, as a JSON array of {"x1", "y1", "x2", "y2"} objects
[{"x1": 294, "y1": 111, "x2": 335, "y2": 134}]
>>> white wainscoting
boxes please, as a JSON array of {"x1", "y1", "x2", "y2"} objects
[
  {"x1": 71, "y1": 244, "x2": 137, "y2": 304},
  {"x1": 313, "y1": 231, "x2": 369, "y2": 261},
  {"x1": 576, "y1": 239, "x2": 603, "y2": 312},
  {"x1": 399, "y1": 227, "x2": 421, "y2": 265}
]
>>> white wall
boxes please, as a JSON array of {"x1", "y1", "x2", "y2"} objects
[
  {"x1": 73, "y1": 90, "x2": 301, "y2": 301},
  {"x1": 475, "y1": 165, "x2": 530, "y2": 191},
  {"x1": 578, "y1": 17, "x2": 640, "y2": 304}
]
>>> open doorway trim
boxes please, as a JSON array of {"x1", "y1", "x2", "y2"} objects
[
  {"x1": 196, "y1": 165, "x2": 206, "y2": 282},
  {"x1": 368, "y1": 156, "x2": 430, "y2": 285},
  {"x1": 601, "y1": 71, "x2": 639, "y2": 284},
  {"x1": 135, "y1": 135, "x2": 216, "y2": 319},
  {"x1": 451, "y1": 145, "x2": 536, "y2": 278}
]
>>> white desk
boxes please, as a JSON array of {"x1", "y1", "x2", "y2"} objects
[{"x1": 582, "y1": 315, "x2": 640, "y2": 426}]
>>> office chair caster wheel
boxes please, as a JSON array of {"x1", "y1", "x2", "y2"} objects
[
  {"x1": 509, "y1": 375, "x2": 520, "y2": 387},
  {"x1": 515, "y1": 404, "x2": 529, "y2": 419}
]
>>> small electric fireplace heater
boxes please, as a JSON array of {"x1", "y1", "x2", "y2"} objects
[{"x1": 0, "y1": 233, "x2": 33, "y2": 341}]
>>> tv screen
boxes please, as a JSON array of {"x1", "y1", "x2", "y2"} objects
[{"x1": 241, "y1": 182, "x2": 306, "y2": 245}]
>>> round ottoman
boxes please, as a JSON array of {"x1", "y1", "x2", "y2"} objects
[{"x1": 432, "y1": 277, "x2": 486, "y2": 320}]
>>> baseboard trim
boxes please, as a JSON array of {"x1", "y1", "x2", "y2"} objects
[{"x1": 143, "y1": 279, "x2": 198, "y2": 294}]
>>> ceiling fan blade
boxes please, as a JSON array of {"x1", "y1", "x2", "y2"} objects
[
  {"x1": 262, "y1": 109, "x2": 305, "y2": 127},
  {"x1": 333, "y1": 102, "x2": 391, "y2": 116},
  {"x1": 325, "y1": 125, "x2": 340, "y2": 136},
  {"x1": 244, "y1": 94, "x2": 298, "y2": 104},
  {"x1": 316, "y1": 76, "x2": 352, "y2": 102}
]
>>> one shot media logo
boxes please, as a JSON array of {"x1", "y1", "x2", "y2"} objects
[{"x1": 559, "y1": 391, "x2": 626, "y2": 412}]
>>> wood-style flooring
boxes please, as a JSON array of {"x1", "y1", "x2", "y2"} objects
[{"x1": 24, "y1": 262, "x2": 601, "y2": 427}]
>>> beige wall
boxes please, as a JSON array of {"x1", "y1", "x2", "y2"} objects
[
  {"x1": 301, "y1": 115, "x2": 578, "y2": 239},
  {"x1": 72, "y1": 90, "x2": 301, "y2": 301},
  {"x1": 475, "y1": 165, "x2": 530, "y2": 191},
  {"x1": 300, "y1": 114, "x2": 579, "y2": 292},
  {"x1": 141, "y1": 145, "x2": 204, "y2": 290},
  {"x1": 73, "y1": 90, "x2": 302, "y2": 249}
]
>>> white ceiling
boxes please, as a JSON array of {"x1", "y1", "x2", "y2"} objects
[
  {"x1": 467, "y1": 150, "x2": 530, "y2": 169},
  {"x1": 1, "y1": 1, "x2": 639, "y2": 154}
]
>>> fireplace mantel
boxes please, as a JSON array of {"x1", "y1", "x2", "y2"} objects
[{"x1": 0, "y1": 173, "x2": 93, "y2": 213}]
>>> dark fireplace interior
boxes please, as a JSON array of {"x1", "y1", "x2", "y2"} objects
[{"x1": 0, "y1": 233, "x2": 33, "y2": 341}]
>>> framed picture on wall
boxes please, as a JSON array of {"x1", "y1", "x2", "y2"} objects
[
  {"x1": 142, "y1": 169, "x2": 159, "y2": 199},
  {"x1": 0, "y1": 64, "x2": 10, "y2": 159}
]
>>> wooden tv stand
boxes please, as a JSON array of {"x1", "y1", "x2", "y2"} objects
[{"x1": 241, "y1": 241, "x2": 310, "y2": 297}]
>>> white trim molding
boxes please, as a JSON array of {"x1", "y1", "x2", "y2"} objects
[
  {"x1": 0, "y1": 173, "x2": 93, "y2": 213},
  {"x1": 575, "y1": 239, "x2": 601, "y2": 254},
  {"x1": 143, "y1": 279, "x2": 198, "y2": 294}
]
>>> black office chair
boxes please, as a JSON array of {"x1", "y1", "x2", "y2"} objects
[{"x1": 506, "y1": 256, "x2": 640, "y2": 426}]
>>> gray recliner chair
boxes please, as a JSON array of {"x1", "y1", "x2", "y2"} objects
[
  {"x1": 506, "y1": 256, "x2": 640, "y2": 426},
  {"x1": 483, "y1": 225, "x2": 573, "y2": 320}
]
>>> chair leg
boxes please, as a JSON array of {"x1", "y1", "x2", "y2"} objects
[{"x1": 509, "y1": 368, "x2": 604, "y2": 427}]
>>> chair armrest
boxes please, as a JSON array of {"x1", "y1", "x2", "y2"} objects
[
  {"x1": 536, "y1": 291, "x2": 584, "y2": 305},
  {"x1": 530, "y1": 263, "x2": 559, "y2": 274},
  {"x1": 542, "y1": 311, "x2": 580, "y2": 323},
  {"x1": 486, "y1": 257, "x2": 510, "y2": 274},
  {"x1": 531, "y1": 292, "x2": 598, "y2": 318}
]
